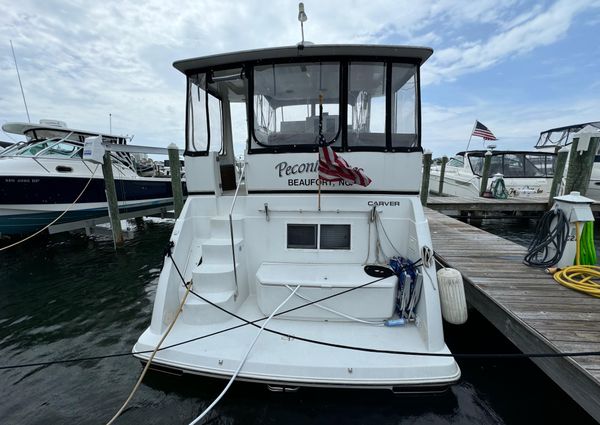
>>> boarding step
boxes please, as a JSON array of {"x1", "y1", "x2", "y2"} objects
[
  {"x1": 256, "y1": 262, "x2": 398, "y2": 321},
  {"x1": 181, "y1": 288, "x2": 237, "y2": 325},
  {"x1": 191, "y1": 262, "x2": 238, "y2": 293},
  {"x1": 209, "y1": 216, "x2": 244, "y2": 239},
  {"x1": 201, "y1": 238, "x2": 243, "y2": 264}
]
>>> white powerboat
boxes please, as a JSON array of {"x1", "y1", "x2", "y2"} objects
[
  {"x1": 535, "y1": 121, "x2": 600, "y2": 200},
  {"x1": 0, "y1": 120, "x2": 183, "y2": 235},
  {"x1": 134, "y1": 44, "x2": 460, "y2": 391},
  {"x1": 429, "y1": 149, "x2": 556, "y2": 198}
]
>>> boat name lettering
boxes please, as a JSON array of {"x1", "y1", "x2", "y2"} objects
[
  {"x1": 275, "y1": 161, "x2": 319, "y2": 177},
  {"x1": 288, "y1": 179, "x2": 352, "y2": 187},
  {"x1": 367, "y1": 201, "x2": 401, "y2": 207},
  {"x1": 4, "y1": 178, "x2": 40, "y2": 184}
]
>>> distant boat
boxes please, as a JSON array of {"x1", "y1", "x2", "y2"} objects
[
  {"x1": 429, "y1": 149, "x2": 556, "y2": 198},
  {"x1": 535, "y1": 121, "x2": 600, "y2": 200},
  {"x1": 0, "y1": 119, "x2": 185, "y2": 236}
]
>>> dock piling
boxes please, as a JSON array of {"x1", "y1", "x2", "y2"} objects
[
  {"x1": 420, "y1": 150, "x2": 432, "y2": 206},
  {"x1": 438, "y1": 155, "x2": 448, "y2": 195},
  {"x1": 101, "y1": 150, "x2": 124, "y2": 246},
  {"x1": 547, "y1": 147, "x2": 569, "y2": 207},
  {"x1": 168, "y1": 143, "x2": 184, "y2": 219},
  {"x1": 479, "y1": 150, "x2": 492, "y2": 197},
  {"x1": 564, "y1": 136, "x2": 599, "y2": 196}
]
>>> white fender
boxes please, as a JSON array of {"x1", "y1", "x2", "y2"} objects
[{"x1": 437, "y1": 268, "x2": 468, "y2": 325}]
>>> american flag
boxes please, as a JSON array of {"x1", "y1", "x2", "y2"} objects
[
  {"x1": 318, "y1": 144, "x2": 372, "y2": 187},
  {"x1": 315, "y1": 93, "x2": 371, "y2": 187},
  {"x1": 472, "y1": 121, "x2": 498, "y2": 141}
]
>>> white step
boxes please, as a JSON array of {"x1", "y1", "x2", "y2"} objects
[
  {"x1": 202, "y1": 238, "x2": 243, "y2": 263},
  {"x1": 210, "y1": 216, "x2": 244, "y2": 239},
  {"x1": 191, "y1": 263, "x2": 237, "y2": 293},
  {"x1": 180, "y1": 289, "x2": 237, "y2": 324}
]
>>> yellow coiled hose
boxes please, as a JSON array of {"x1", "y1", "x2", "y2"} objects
[{"x1": 553, "y1": 222, "x2": 600, "y2": 298}]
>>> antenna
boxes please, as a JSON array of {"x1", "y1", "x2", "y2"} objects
[
  {"x1": 298, "y1": 3, "x2": 307, "y2": 45},
  {"x1": 109, "y1": 113, "x2": 112, "y2": 134},
  {"x1": 10, "y1": 40, "x2": 31, "y2": 123}
]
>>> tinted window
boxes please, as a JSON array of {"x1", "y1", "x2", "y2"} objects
[
  {"x1": 287, "y1": 224, "x2": 317, "y2": 249},
  {"x1": 320, "y1": 225, "x2": 351, "y2": 250}
]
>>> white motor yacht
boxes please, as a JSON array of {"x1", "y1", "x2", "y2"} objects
[
  {"x1": 0, "y1": 120, "x2": 183, "y2": 235},
  {"x1": 134, "y1": 44, "x2": 460, "y2": 391},
  {"x1": 429, "y1": 149, "x2": 556, "y2": 198}
]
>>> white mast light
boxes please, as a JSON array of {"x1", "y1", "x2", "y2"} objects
[{"x1": 298, "y1": 3, "x2": 308, "y2": 46}]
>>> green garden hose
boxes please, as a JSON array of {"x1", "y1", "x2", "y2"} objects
[{"x1": 579, "y1": 221, "x2": 597, "y2": 266}]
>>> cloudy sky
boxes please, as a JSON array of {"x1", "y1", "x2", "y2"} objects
[{"x1": 1, "y1": 0, "x2": 599, "y2": 157}]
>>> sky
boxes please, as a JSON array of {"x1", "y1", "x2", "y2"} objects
[{"x1": 0, "y1": 0, "x2": 599, "y2": 158}]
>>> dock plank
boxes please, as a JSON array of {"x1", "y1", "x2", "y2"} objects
[
  {"x1": 426, "y1": 194, "x2": 600, "y2": 213},
  {"x1": 425, "y1": 208, "x2": 600, "y2": 422}
]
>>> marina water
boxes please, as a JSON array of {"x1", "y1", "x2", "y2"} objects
[{"x1": 0, "y1": 218, "x2": 596, "y2": 424}]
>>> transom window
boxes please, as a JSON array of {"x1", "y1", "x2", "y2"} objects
[{"x1": 287, "y1": 224, "x2": 351, "y2": 250}]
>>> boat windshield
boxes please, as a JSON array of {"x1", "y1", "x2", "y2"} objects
[
  {"x1": 6, "y1": 138, "x2": 82, "y2": 158},
  {"x1": 253, "y1": 62, "x2": 341, "y2": 148},
  {"x1": 185, "y1": 59, "x2": 419, "y2": 155},
  {"x1": 535, "y1": 122, "x2": 600, "y2": 148},
  {"x1": 250, "y1": 61, "x2": 418, "y2": 151},
  {"x1": 447, "y1": 157, "x2": 464, "y2": 167},
  {"x1": 468, "y1": 152, "x2": 555, "y2": 177}
]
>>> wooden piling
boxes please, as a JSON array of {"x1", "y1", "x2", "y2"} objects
[
  {"x1": 101, "y1": 150, "x2": 123, "y2": 246},
  {"x1": 438, "y1": 155, "x2": 448, "y2": 195},
  {"x1": 479, "y1": 150, "x2": 492, "y2": 197},
  {"x1": 547, "y1": 147, "x2": 569, "y2": 208},
  {"x1": 564, "y1": 136, "x2": 600, "y2": 197},
  {"x1": 168, "y1": 143, "x2": 184, "y2": 219},
  {"x1": 420, "y1": 150, "x2": 432, "y2": 206}
]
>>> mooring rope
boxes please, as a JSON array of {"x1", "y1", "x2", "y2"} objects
[
  {"x1": 188, "y1": 286, "x2": 300, "y2": 425},
  {"x1": 2, "y1": 247, "x2": 600, "y2": 376}
]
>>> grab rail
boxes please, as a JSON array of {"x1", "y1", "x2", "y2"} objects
[{"x1": 228, "y1": 162, "x2": 246, "y2": 299}]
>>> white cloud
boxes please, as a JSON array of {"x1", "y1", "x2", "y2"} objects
[
  {"x1": 0, "y1": 0, "x2": 598, "y2": 157},
  {"x1": 424, "y1": 0, "x2": 598, "y2": 84}
]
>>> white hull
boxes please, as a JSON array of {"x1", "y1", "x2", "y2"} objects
[
  {"x1": 134, "y1": 192, "x2": 460, "y2": 389},
  {"x1": 135, "y1": 297, "x2": 459, "y2": 388},
  {"x1": 430, "y1": 168, "x2": 552, "y2": 198}
]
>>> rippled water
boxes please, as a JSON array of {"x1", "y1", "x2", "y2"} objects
[{"x1": 0, "y1": 219, "x2": 596, "y2": 424}]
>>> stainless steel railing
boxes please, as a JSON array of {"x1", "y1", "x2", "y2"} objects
[{"x1": 228, "y1": 162, "x2": 246, "y2": 299}]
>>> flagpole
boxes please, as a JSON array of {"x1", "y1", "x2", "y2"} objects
[
  {"x1": 465, "y1": 120, "x2": 477, "y2": 152},
  {"x1": 317, "y1": 179, "x2": 321, "y2": 211},
  {"x1": 317, "y1": 93, "x2": 323, "y2": 212}
]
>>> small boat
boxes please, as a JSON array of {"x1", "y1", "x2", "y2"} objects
[
  {"x1": 0, "y1": 119, "x2": 184, "y2": 236},
  {"x1": 134, "y1": 44, "x2": 461, "y2": 391},
  {"x1": 535, "y1": 121, "x2": 600, "y2": 200},
  {"x1": 429, "y1": 149, "x2": 556, "y2": 198}
]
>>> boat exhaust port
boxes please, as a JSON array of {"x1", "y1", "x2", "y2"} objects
[{"x1": 267, "y1": 385, "x2": 300, "y2": 393}]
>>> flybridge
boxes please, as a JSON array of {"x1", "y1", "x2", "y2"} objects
[{"x1": 177, "y1": 44, "x2": 432, "y2": 195}]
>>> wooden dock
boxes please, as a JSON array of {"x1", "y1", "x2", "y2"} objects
[
  {"x1": 425, "y1": 208, "x2": 600, "y2": 422},
  {"x1": 427, "y1": 193, "x2": 600, "y2": 216}
]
